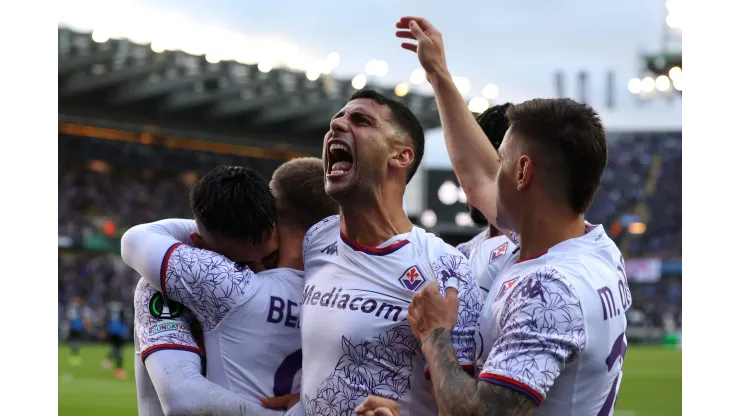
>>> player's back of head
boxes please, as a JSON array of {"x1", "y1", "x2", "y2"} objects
[
  {"x1": 189, "y1": 165, "x2": 276, "y2": 244},
  {"x1": 506, "y1": 98, "x2": 607, "y2": 214},
  {"x1": 476, "y1": 103, "x2": 512, "y2": 151},
  {"x1": 271, "y1": 157, "x2": 339, "y2": 232},
  {"x1": 349, "y1": 89, "x2": 425, "y2": 184}
]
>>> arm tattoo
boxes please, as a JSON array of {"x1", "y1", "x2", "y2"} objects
[{"x1": 422, "y1": 328, "x2": 537, "y2": 416}]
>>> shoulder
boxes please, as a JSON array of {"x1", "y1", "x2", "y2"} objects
[
  {"x1": 256, "y1": 268, "x2": 305, "y2": 287},
  {"x1": 503, "y1": 267, "x2": 584, "y2": 330},
  {"x1": 303, "y1": 215, "x2": 339, "y2": 253}
]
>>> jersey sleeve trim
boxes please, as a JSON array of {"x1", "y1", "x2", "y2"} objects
[
  {"x1": 160, "y1": 242, "x2": 183, "y2": 297},
  {"x1": 424, "y1": 364, "x2": 474, "y2": 380},
  {"x1": 141, "y1": 344, "x2": 201, "y2": 362},
  {"x1": 478, "y1": 372, "x2": 544, "y2": 405}
]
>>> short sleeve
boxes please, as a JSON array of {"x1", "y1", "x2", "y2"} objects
[
  {"x1": 162, "y1": 244, "x2": 257, "y2": 332},
  {"x1": 302, "y1": 215, "x2": 340, "y2": 264},
  {"x1": 134, "y1": 278, "x2": 200, "y2": 362},
  {"x1": 424, "y1": 240, "x2": 484, "y2": 378},
  {"x1": 478, "y1": 267, "x2": 586, "y2": 405}
]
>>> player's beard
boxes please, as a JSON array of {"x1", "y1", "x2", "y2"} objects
[
  {"x1": 327, "y1": 162, "x2": 377, "y2": 205},
  {"x1": 469, "y1": 206, "x2": 488, "y2": 226}
]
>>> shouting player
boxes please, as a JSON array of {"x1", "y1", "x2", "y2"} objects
[
  {"x1": 300, "y1": 88, "x2": 483, "y2": 415},
  {"x1": 455, "y1": 104, "x2": 518, "y2": 296},
  {"x1": 388, "y1": 16, "x2": 630, "y2": 416}
]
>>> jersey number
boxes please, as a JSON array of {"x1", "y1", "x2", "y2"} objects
[
  {"x1": 273, "y1": 349, "x2": 302, "y2": 397},
  {"x1": 598, "y1": 333, "x2": 627, "y2": 416}
]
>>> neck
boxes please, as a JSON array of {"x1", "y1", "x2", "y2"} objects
[
  {"x1": 339, "y1": 193, "x2": 412, "y2": 247},
  {"x1": 517, "y1": 205, "x2": 585, "y2": 261},
  {"x1": 276, "y1": 227, "x2": 305, "y2": 271},
  {"x1": 488, "y1": 224, "x2": 502, "y2": 238}
]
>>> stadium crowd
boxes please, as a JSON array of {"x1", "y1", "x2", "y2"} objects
[{"x1": 58, "y1": 131, "x2": 682, "y2": 338}]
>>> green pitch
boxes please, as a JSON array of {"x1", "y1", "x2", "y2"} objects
[{"x1": 58, "y1": 344, "x2": 681, "y2": 415}]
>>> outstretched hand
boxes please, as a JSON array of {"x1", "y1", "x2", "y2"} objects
[{"x1": 395, "y1": 17, "x2": 449, "y2": 80}]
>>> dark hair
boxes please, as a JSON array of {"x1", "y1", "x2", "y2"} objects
[
  {"x1": 349, "y1": 89, "x2": 425, "y2": 184},
  {"x1": 506, "y1": 98, "x2": 607, "y2": 214},
  {"x1": 271, "y1": 157, "x2": 339, "y2": 230},
  {"x1": 476, "y1": 103, "x2": 512, "y2": 150},
  {"x1": 189, "y1": 165, "x2": 276, "y2": 244}
]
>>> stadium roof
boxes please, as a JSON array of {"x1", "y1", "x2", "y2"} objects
[{"x1": 58, "y1": 27, "x2": 442, "y2": 154}]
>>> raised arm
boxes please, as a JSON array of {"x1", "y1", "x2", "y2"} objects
[
  {"x1": 396, "y1": 16, "x2": 501, "y2": 224},
  {"x1": 121, "y1": 219, "x2": 198, "y2": 292}
]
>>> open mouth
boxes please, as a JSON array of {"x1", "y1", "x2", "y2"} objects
[{"x1": 327, "y1": 141, "x2": 354, "y2": 177}]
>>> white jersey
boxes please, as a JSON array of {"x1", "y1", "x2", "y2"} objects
[
  {"x1": 476, "y1": 223, "x2": 631, "y2": 415},
  {"x1": 468, "y1": 234, "x2": 517, "y2": 296},
  {"x1": 134, "y1": 278, "x2": 201, "y2": 416},
  {"x1": 161, "y1": 244, "x2": 304, "y2": 408},
  {"x1": 455, "y1": 229, "x2": 488, "y2": 258},
  {"x1": 301, "y1": 215, "x2": 484, "y2": 416}
]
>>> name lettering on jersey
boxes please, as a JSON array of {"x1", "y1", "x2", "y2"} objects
[
  {"x1": 493, "y1": 277, "x2": 520, "y2": 301},
  {"x1": 617, "y1": 256, "x2": 633, "y2": 311},
  {"x1": 489, "y1": 242, "x2": 508, "y2": 263},
  {"x1": 267, "y1": 296, "x2": 301, "y2": 328},
  {"x1": 597, "y1": 286, "x2": 620, "y2": 320},
  {"x1": 302, "y1": 285, "x2": 404, "y2": 322},
  {"x1": 321, "y1": 241, "x2": 338, "y2": 256},
  {"x1": 148, "y1": 321, "x2": 189, "y2": 336},
  {"x1": 398, "y1": 265, "x2": 426, "y2": 292}
]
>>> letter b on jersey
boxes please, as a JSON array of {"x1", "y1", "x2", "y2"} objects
[{"x1": 268, "y1": 296, "x2": 300, "y2": 328}]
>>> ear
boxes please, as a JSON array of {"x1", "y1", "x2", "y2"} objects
[
  {"x1": 388, "y1": 145, "x2": 414, "y2": 171},
  {"x1": 516, "y1": 155, "x2": 534, "y2": 191},
  {"x1": 190, "y1": 232, "x2": 207, "y2": 249}
]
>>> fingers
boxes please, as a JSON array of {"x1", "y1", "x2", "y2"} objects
[
  {"x1": 355, "y1": 396, "x2": 398, "y2": 415},
  {"x1": 400, "y1": 43, "x2": 418, "y2": 53},
  {"x1": 260, "y1": 395, "x2": 290, "y2": 408},
  {"x1": 395, "y1": 30, "x2": 416, "y2": 40},
  {"x1": 396, "y1": 16, "x2": 435, "y2": 31},
  {"x1": 444, "y1": 286, "x2": 459, "y2": 301}
]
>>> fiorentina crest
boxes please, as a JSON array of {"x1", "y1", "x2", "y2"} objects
[
  {"x1": 489, "y1": 242, "x2": 508, "y2": 263},
  {"x1": 399, "y1": 265, "x2": 426, "y2": 292},
  {"x1": 494, "y1": 277, "x2": 519, "y2": 301}
]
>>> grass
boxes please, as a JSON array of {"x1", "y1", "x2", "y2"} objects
[{"x1": 58, "y1": 344, "x2": 681, "y2": 415}]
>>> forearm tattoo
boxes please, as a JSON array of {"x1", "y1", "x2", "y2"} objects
[{"x1": 422, "y1": 328, "x2": 536, "y2": 416}]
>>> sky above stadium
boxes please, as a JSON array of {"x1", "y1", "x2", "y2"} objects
[{"x1": 60, "y1": 0, "x2": 681, "y2": 136}]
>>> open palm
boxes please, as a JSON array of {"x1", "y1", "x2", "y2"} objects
[{"x1": 395, "y1": 17, "x2": 449, "y2": 79}]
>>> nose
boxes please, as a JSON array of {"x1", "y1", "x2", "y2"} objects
[{"x1": 329, "y1": 114, "x2": 349, "y2": 134}]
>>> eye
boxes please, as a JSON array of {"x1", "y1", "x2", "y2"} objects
[{"x1": 351, "y1": 113, "x2": 370, "y2": 126}]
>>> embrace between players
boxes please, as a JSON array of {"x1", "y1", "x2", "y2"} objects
[{"x1": 121, "y1": 17, "x2": 630, "y2": 416}]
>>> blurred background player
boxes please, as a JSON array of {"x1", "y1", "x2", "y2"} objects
[
  {"x1": 65, "y1": 295, "x2": 91, "y2": 366},
  {"x1": 101, "y1": 296, "x2": 130, "y2": 379}
]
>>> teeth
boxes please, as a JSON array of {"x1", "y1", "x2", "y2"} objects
[
  {"x1": 329, "y1": 143, "x2": 349, "y2": 153},
  {"x1": 330, "y1": 170, "x2": 346, "y2": 175}
]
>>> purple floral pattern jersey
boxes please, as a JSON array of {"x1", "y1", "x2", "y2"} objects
[
  {"x1": 477, "y1": 223, "x2": 631, "y2": 415},
  {"x1": 300, "y1": 216, "x2": 484, "y2": 416}
]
